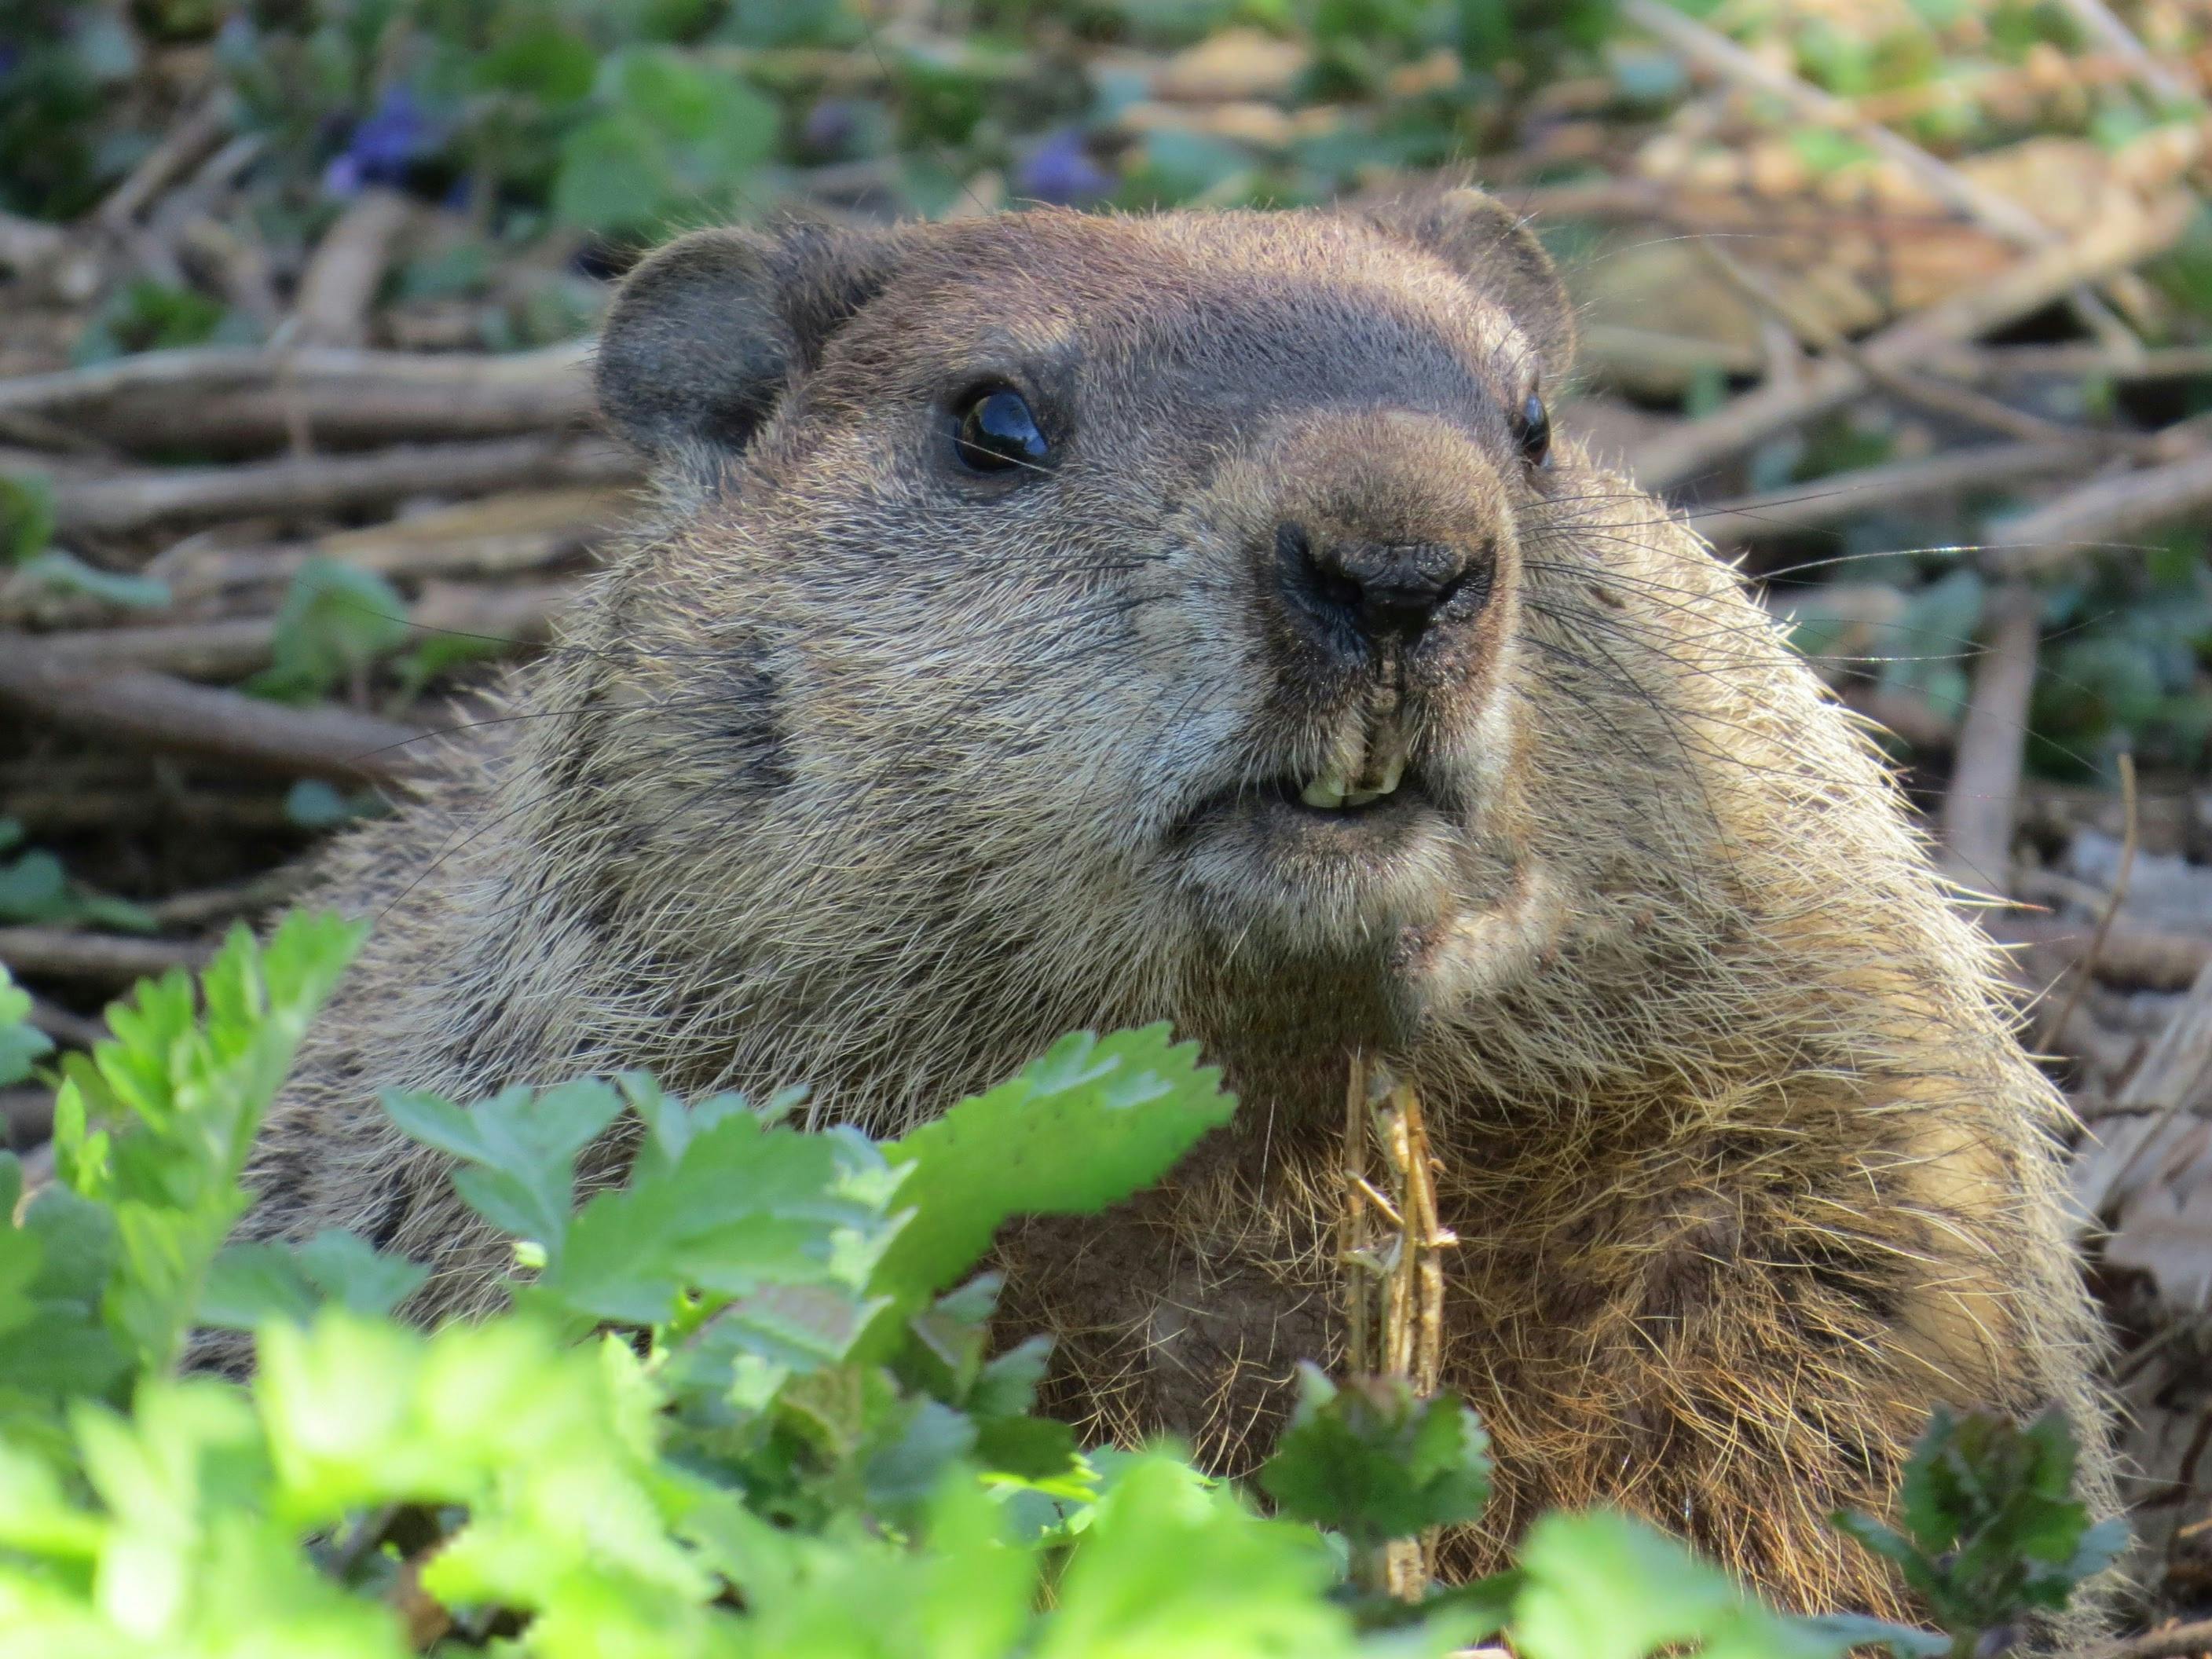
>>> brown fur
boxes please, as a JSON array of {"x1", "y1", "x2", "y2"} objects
[{"x1": 228, "y1": 192, "x2": 2115, "y2": 1624}]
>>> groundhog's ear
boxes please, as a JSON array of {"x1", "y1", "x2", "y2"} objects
[
  {"x1": 1357, "y1": 186, "x2": 1574, "y2": 382},
  {"x1": 595, "y1": 222, "x2": 906, "y2": 460}
]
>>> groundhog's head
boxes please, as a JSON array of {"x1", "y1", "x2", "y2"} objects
[{"x1": 587, "y1": 193, "x2": 1705, "y2": 1071}]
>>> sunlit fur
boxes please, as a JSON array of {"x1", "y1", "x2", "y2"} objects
[{"x1": 230, "y1": 198, "x2": 2115, "y2": 1626}]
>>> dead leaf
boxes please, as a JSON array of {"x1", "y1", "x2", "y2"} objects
[{"x1": 1155, "y1": 27, "x2": 1310, "y2": 104}]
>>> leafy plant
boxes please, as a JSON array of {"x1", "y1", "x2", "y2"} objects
[
  {"x1": 0, "y1": 820, "x2": 158, "y2": 933},
  {"x1": 549, "y1": 48, "x2": 779, "y2": 238},
  {"x1": 1260, "y1": 1365, "x2": 1491, "y2": 1573},
  {"x1": 1834, "y1": 1407, "x2": 2127, "y2": 1658},
  {"x1": 0, "y1": 917, "x2": 2121, "y2": 1657},
  {"x1": 0, "y1": 964, "x2": 53, "y2": 1090},
  {"x1": 247, "y1": 558, "x2": 414, "y2": 704},
  {"x1": 71, "y1": 279, "x2": 255, "y2": 367}
]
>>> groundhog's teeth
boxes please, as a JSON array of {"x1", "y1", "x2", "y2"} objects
[
  {"x1": 1373, "y1": 754, "x2": 1404, "y2": 797},
  {"x1": 1302, "y1": 774, "x2": 1351, "y2": 810}
]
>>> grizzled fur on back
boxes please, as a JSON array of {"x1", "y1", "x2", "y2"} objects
[{"x1": 233, "y1": 192, "x2": 2115, "y2": 1624}]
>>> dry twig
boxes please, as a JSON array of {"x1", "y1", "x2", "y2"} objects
[
  {"x1": 291, "y1": 189, "x2": 414, "y2": 350},
  {"x1": 1621, "y1": 0, "x2": 2137, "y2": 345},
  {"x1": 2045, "y1": 753, "x2": 2139, "y2": 1049},
  {"x1": 32, "y1": 580, "x2": 569, "y2": 681},
  {"x1": 0, "y1": 928, "x2": 215, "y2": 984},
  {"x1": 1633, "y1": 197, "x2": 2191, "y2": 490},
  {"x1": 0, "y1": 342, "x2": 595, "y2": 453},
  {"x1": 0, "y1": 650, "x2": 429, "y2": 782},
  {"x1": 1939, "y1": 580, "x2": 2040, "y2": 895},
  {"x1": 1987, "y1": 914, "x2": 2212, "y2": 994},
  {"x1": 1694, "y1": 441, "x2": 2089, "y2": 544},
  {"x1": 51, "y1": 434, "x2": 634, "y2": 538},
  {"x1": 1692, "y1": 239, "x2": 2089, "y2": 449},
  {"x1": 1994, "y1": 447, "x2": 2212, "y2": 577},
  {"x1": 97, "y1": 89, "x2": 234, "y2": 232}
]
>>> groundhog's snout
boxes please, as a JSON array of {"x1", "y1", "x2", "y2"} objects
[
  {"x1": 1255, "y1": 408, "x2": 1515, "y2": 687},
  {"x1": 1273, "y1": 522, "x2": 1491, "y2": 657}
]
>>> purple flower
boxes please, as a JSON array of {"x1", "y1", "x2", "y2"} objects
[
  {"x1": 1016, "y1": 130, "x2": 1111, "y2": 206},
  {"x1": 323, "y1": 83, "x2": 438, "y2": 199}
]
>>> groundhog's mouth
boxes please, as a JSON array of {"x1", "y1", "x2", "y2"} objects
[
  {"x1": 1173, "y1": 769, "x2": 1439, "y2": 843},
  {"x1": 1268, "y1": 771, "x2": 1425, "y2": 821},
  {"x1": 1288, "y1": 751, "x2": 1405, "y2": 812}
]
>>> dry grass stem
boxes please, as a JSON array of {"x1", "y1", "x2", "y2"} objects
[{"x1": 1340, "y1": 1052, "x2": 1459, "y2": 1598}]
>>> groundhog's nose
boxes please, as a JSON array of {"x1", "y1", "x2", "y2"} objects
[{"x1": 1274, "y1": 522, "x2": 1488, "y2": 654}]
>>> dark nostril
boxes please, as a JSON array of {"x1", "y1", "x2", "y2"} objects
[
  {"x1": 1277, "y1": 522, "x2": 1361, "y2": 632},
  {"x1": 1276, "y1": 522, "x2": 1475, "y2": 647}
]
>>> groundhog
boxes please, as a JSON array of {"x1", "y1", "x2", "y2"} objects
[{"x1": 230, "y1": 187, "x2": 2116, "y2": 1622}]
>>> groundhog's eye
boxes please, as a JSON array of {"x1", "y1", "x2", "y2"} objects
[
  {"x1": 1515, "y1": 393, "x2": 1552, "y2": 469},
  {"x1": 954, "y1": 387, "x2": 1050, "y2": 474}
]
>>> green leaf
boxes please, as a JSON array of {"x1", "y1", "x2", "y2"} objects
[
  {"x1": 0, "y1": 848, "x2": 68, "y2": 921},
  {"x1": 1038, "y1": 1452, "x2": 1392, "y2": 1658},
  {"x1": 51, "y1": 910, "x2": 366, "y2": 1379},
  {"x1": 540, "y1": 1093, "x2": 902, "y2": 1328},
  {"x1": 71, "y1": 279, "x2": 231, "y2": 365},
  {"x1": 973, "y1": 1413, "x2": 1079, "y2": 1483},
  {"x1": 1877, "y1": 568, "x2": 1985, "y2": 716},
  {"x1": 0, "y1": 840, "x2": 159, "y2": 929},
  {"x1": 283, "y1": 779, "x2": 387, "y2": 830},
  {"x1": 861, "y1": 1396, "x2": 977, "y2": 1511},
  {"x1": 15, "y1": 549, "x2": 171, "y2": 608},
  {"x1": 1512, "y1": 1510, "x2": 1847, "y2": 1659},
  {"x1": 0, "y1": 964, "x2": 54, "y2": 1086},
  {"x1": 248, "y1": 558, "x2": 412, "y2": 702},
  {"x1": 0, "y1": 1170, "x2": 127, "y2": 1402},
  {"x1": 551, "y1": 111, "x2": 669, "y2": 233},
  {"x1": 1838, "y1": 1407, "x2": 2126, "y2": 1639},
  {"x1": 382, "y1": 1078, "x2": 624, "y2": 1265},
  {"x1": 551, "y1": 49, "x2": 777, "y2": 236},
  {"x1": 201, "y1": 1229, "x2": 428, "y2": 1331},
  {"x1": 870, "y1": 1024, "x2": 1233, "y2": 1318},
  {"x1": 475, "y1": 23, "x2": 598, "y2": 104},
  {"x1": 0, "y1": 473, "x2": 58, "y2": 562},
  {"x1": 1259, "y1": 1365, "x2": 1492, "y2": 1549}
]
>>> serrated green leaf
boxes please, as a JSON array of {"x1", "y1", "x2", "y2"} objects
[
  {"x1": 0, "y1": 964, "x2": 53, "y2": 1086},
  {"x1": 201, "y1": 1229, "x2": 427, "y2": 1331},
  {"x1": 1258, "y1": 1364, "x2": 1490, "y2": 1548},
  {"x1": 200, "y1": 1240, "x2": 320, "y2": 1330},
  {"x1": 862, "y1": 1396, "x2": 977, "y2": 1511},
  {"x1": 46, "y1": 910, "x2": 364, "y2": 1379},
  {"x1": 969, "y1": 1333, "x2": 1053, "y2": 1422},
  {"x1": 1512, "y1": 1510, "x2": 1846, "y2": 1659},
  {"x1": 382, "y1": 1078, "x2": 623, "y2": 1264},
  {"x1": 247, "y1": 558, "x2": 412, "y2": 702},
  {"x1": 1840, "y1": 1406, "x2": 2124, "y2": 1639},
  {"x1": 870, "y1": 1024, "x2": 1233, "y2": 1319},
  {"x1": 0, "y1": 1174, "x2": 126, "y2": 1402},
  {"x1": 537, "y1": 1093, "x2": 902, "y2": 1327},
  {"x1": 1038, "y1": 1452, "x2": 1385, "y2": 1659},
  {"x1": 973, "y1": 1413, "x2": 1077, "y2": 1483}
]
